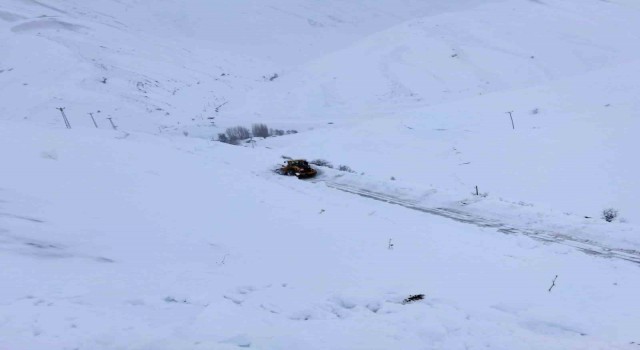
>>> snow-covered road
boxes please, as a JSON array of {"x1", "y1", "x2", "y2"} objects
[{"x1": 318, "y1": 179, "x2": 640, "y2": 265}]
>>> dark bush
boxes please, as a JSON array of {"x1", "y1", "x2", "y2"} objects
[
  {"x1": 310, "y1": 159, "x2": 333, "y2": 168},
  {"x1": 217, "y1": 133, "x2": 229, "y2": 143},
  {"x1": 270, "y1": 129, "x2": 285, "y2": 136},
  {"x1": 252, "y1": 123, "x2": 269, "y2": 138},
  {"x1": 226, "y1": 126, "x2": 251, "y2": 141},
  {"x1": 338, "y1": 165, "x2": 355, "y2": 173},
  {"x1": 402, "y1": 294, "x2": 425, "y2": 305},
  {"x1": 602, "y1": 208, "x2": 618, "y2": 222}
]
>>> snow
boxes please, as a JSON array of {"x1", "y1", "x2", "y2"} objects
[
  {"x1": 231, "y1": 0, "x2": 640, "y2": 121},
  {"x1": 259, "y1": 62, "x2": 640, "y2": 230},
  {"x1": 1, "y1": 0, "x2": 640, "y2": 348},
  {"x1": 1, "y1": 122, "x2": 639, "y2": 349}
]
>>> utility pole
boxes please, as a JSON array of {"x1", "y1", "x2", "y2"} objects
[
  {"x1": 506, "y1": 111, "x2": 515, "y2": 130},
  {"x1": 107, "y1": 117, "x2": 117, "y2": 130},
  {"x1": 89, "y1": 113, "x2": 99, "y2": 128},
  {"x1": 57, "y1": 107, "x2": 71, "y2": 129}
]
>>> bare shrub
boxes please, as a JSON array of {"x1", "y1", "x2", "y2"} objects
[
  {"x1": 270, "y1": 129, "x2": 285, "y2": 136},
  {"x1": 402, "y1": 294, "x2": 425, "y2": 305},
  {"x1": 252, "y1": 123, "x2": 270, "y2": 138},
  {"x1": 217, "y1": 133, "x2": 229, "y2": 143},
  {"x1": 602, "y1": 208, "x2": 618, "y2": 222},
  {"x1": 338, "y1": 165, "x2": 355, "y2": 173},
  {"x1": 310, "y1": 159, "x2": 333, "y2": 168},
  {"x1": 226, "y1": 126, "x2": 250, "y2": 141},
  {"x1": 264, "y1": 73, "x2": 279, "y2": 81},
  {"x1": 218, "y1": 133, "x2": 239, "y2": 145},
  {"x1": 286, "y1": 130, "x2": 298, "y2": 134}
]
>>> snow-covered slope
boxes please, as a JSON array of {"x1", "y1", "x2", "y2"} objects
[
  {"x1": 233, "y1": 0, "x2": 640, "y2": 222},
  {"x1": 260, "y1": 59, "x2": 640, "y2": 224},
  {"x1": 0, "y1": 0, "x2": 272, "y2": 134},
  {"x1": 232, "y1": 0, "x2": 640, "y2": 120},
  {"x1": 2, "y1": 0, "x2": 640, "y2": 348},
  {"x1": 0, "y1": 0, "x2": 494, "y2": 133},
  {"x1": 1, "y1": 122, "x2": 639, "y2": 349}
]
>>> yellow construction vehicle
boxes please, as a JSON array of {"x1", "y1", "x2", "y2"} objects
[{"x1": 278, "y1": 159, "x2": 317, "y2": 179}]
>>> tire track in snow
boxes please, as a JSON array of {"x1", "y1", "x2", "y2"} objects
[{"x1": 320, "y1": 181, "x2": 640, "y2": 265}]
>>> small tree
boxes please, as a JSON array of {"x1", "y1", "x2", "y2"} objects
[
  {"x1": 602, "y1": 208, "x2": 618, "y2": 222},
  {"x1": 252, "y1": 123, "x2": 269, "y2": 138}
]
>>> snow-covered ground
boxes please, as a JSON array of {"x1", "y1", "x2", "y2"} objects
[
  {"x1": 2, "y1": 0, "x2": 640, "y2": 348},
  {"x1": 1, "y1": 122, "x2": 639, "y2": 349}
]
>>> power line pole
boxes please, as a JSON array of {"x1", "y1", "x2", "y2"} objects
[
  {"x1": 57, "y1": 107, "x2": 71, "y2": 129},
  {"x1": 107, "y1": 117, "x2": 117, "y2": 130},
  {"x1": 89, "y1": 112, "x2": 99, "y2": 128},
  {"x1": 506, "y1": 111, "x2": 515, "y2": 130}
]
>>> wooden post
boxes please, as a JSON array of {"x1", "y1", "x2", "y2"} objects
[
  {"x1": 89, "y1": 113, "x2": 99, "y2": 128},
  {"x1": 506, "y1": 111, "x2": 515, "y2": 130},
  {"x1": 107, "y1": 117, "x2": 117, "y2": 130},
  {"x1": 476, "y1": 186, "x2": 479, "y2": 196},
  {"x1": 57, "y1": 107, "x2": 71, "y2": 129}
]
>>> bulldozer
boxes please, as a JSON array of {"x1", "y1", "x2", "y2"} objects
[{"x1": 278, "y1": 159, "x2": 317, "y2": 179}]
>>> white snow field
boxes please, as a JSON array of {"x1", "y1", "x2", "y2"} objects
[{"x1": 1, "y1": 0, "x2": 640, "y2": 349}]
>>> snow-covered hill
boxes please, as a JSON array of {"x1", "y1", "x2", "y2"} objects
[
  {"x1": 0, "y1": 0, "x2": 492, "y2": 133},
  {"x1": 1, "y1": 121, "x2": 639, "y2": 349},
  {"x1": 1, "y1": 0, "x2": 268, "y2": 134},
  {"x1": 235, "y1": 0, "x2": 640, "y2": 223},
  {"x1": 260, "y1": 59, "x2": 640, "y2": 225},
  {"x1": 2, "y1": 0, "x2": 640, "y2": 348},
  {"x1": 233, "y1": 0, "x2": 640, "y2": 121}
]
